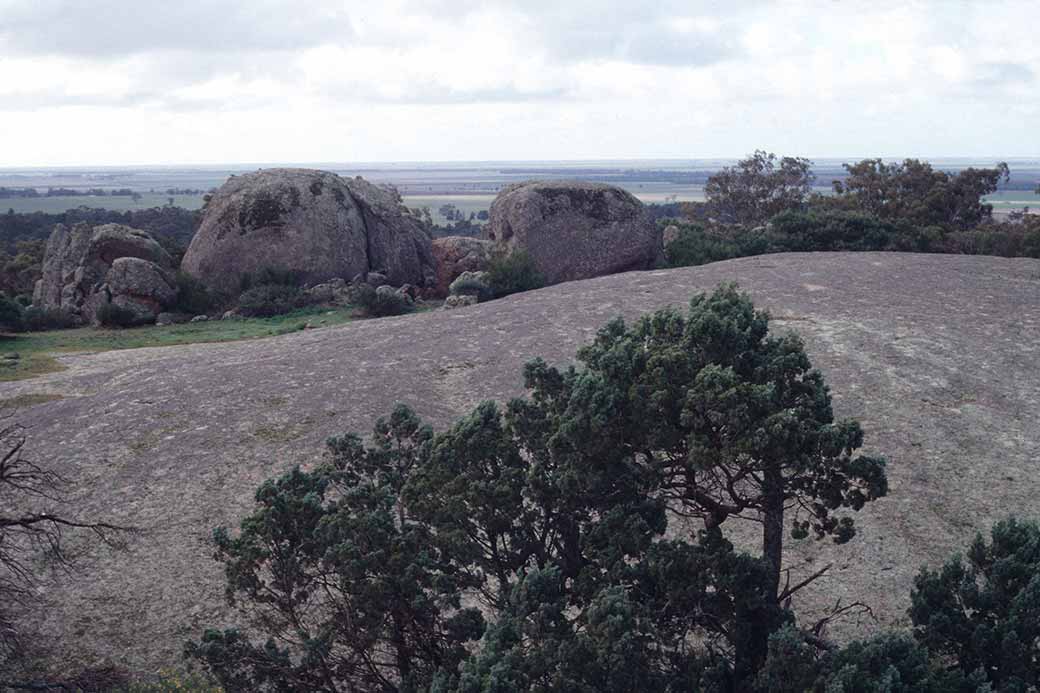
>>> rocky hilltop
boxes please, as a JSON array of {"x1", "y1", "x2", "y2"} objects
[
  {"x1": 181, "y1": 168, "x2": 436, "y2": 295},
  {"x1": 6, "y1": 252, "x2": 1040, "y2": 673}
]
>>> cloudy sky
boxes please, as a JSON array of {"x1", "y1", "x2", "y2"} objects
[{"x1": 1, "y1": 0, "x2": 1037, "y2": 165}]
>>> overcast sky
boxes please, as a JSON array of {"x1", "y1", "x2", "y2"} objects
[{"x1": 1, "y1": 0, "x2": 1037, "y2": 165}]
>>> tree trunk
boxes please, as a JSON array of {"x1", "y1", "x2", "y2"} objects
[{"x1": 762, "y1": 467, "x2": 785, "y2": 603}]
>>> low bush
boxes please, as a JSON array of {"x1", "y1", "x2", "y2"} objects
[
  {"x1": 449, "y1": 273, "x2": 494, "y2": 302},
  {"x1": 96, "y1": 303, "x2": 143, "y2": 328},
  {"x1": 239, "y1": 267, "x2": 306, "y2": 292},
  {"x1": 664, "y1": 223, "x2": 747, "y2": 267},
  {"x1": 236, "y1": 284, "x2": 312, "y2": 318},
  {"x1": 353, "y1": 283, "x2": 412, "y2": 317},
  {"x1": 485, "y1": 249, "x2": 545, "y2": 298},
  {"x1": 173, "y1": 272, "x2": 216, "y2": 316},
  {"x1": 22, "y1": 306, "x2": 80, "y2": 331},
  {"x1": 0, "y1": 296, "x2": 24, "y2": 332}
]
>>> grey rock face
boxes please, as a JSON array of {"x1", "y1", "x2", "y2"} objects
[
  {"x1": 430, "y1": 236, "x2": 493, "y2": 297},
  {"x1": 33, "y1": 223, "x2": 177, "y2": 323},
  {"x1": 181, "y1": 168, "x2": 435, "y2": 296},
  {"x1": 485, "y1": 180, "x2": 660, "y2": 284}
]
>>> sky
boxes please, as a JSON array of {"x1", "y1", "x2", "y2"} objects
[{"x1": 0, "y1": 0, "x2": 1037, "y2": 166}]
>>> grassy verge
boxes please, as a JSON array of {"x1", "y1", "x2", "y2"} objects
[{"x1": 0, "y1": 306, "x2": 357, "y2": 382}]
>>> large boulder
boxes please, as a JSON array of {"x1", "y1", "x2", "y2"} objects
[
  {"x1": 430, "y1": 236, "x2": 493, "y2": 297},
  {"x1": 181, "y1": 168, "x2": 435, "y2": 296},
  {"x1": 485, "y1": 180, "x2": 660, "y2": 284},
  {"x1": 33, "y1": 223, "x2": 177, "y2": 324}
]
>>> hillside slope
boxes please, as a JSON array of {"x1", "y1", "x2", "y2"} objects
[{"x1": 6, "y1": 252, "x2": 1040, "y2": 673}]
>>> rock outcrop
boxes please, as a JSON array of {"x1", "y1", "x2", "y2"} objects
[
  {"x1": 33, "y1": 223, "x2": 177, "y2": 324},
  {"x1": 430, "y1": 236, "x2": 493, "y2": 296},
  {"x1": 484, "y1": 180, "x2": 660, "y2": 284},
  {"x1": 11, "y1": 253, "x2": 1040, "y2": 672},
  {"x1": 181, "y1": 168, "x2": 436, "y2": 296}
]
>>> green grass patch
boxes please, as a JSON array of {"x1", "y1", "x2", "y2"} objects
[{"x1": 0, "y1": 306, "x2": 356, "y2": 382}]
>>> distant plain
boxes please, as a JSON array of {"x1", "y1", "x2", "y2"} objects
[{"x1": 2, "y1": 159, "x2": 1036, "y2": 224}]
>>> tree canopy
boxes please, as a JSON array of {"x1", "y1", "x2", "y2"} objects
[
  {"x1": 832, "y1": 158, "x2": 1010, "y2": 230},
  {"x1": 704, "y1": 151, "x2": 815, "y2": 225},
  {"x1": 192, "y1": 285, "x2": 892, "y2": 692}
]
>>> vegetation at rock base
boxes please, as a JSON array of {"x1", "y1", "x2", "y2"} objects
[
  {"x1": 353, "y1": 282, "x2": 414, "y2": 317},
  {"x1": 97, "y1": 302, "x2": 149, "y2": 328},
  {"x1": 485, "y1": 249, "x2": 546, "y2": 298}
]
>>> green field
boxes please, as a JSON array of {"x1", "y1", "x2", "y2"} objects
[
  {"x1": 0, "y1": 306, "x2": 356, "y2": 382},
  {"x1": 0, "y1": 193, "x2": 205, "y2": 214}
]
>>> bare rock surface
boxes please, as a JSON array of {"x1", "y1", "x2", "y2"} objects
[
  {"x1": 5, "y1": 252, "x2": 1040, "y2": 673},
  {"x1": 32, "y1": 223, "x2": 176, "y2": 323},
  {"x1": 485, "y1": 180, "x2": 660, "y2": 284},
  {"x1": 181, "y1": 168, "x2": 435, "y2": 295},
  {"x1": 430, "y1": 236, "x2": 494, "y2": 296}
]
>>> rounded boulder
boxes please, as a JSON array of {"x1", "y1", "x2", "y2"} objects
[
  {"x1": 181, "y1": 168, "x2": 434, "y2": 296},
  {"x1": 485, "y1": 180, "x2": 660, "y2": 285}
]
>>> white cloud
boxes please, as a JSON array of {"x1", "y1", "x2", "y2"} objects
[{"x1": 0, "y1": 0, "x2": 1037, "y2": 164}]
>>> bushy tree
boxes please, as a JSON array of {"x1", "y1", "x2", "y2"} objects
[
  {"x1": 833, "y1": 158, "x2": 1010, "y2": 230},
  {"x1": 188, "y1": 406, "x2": 485, "y2": 692},
  {"x1": 704, "y1": 151, "x2": 815, "y2": 225},
  {"x1": 910, "y1": 517, "x2": 1040, "y2": 690},
  {"x1": 194, "y1": 285, "x2": 888, "y2": 691}
]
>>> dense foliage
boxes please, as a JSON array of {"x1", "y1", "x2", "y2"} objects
[
  {"x1": 704, "y1": 150, "x2": 815, "y2": 225},
  {"x1": 664, "y1": 210, "x2": 1040, "y2": 269},
  {"x1": 485, "y1": 249, "x2": 545, "y2": 298},
  {"x1": 236, "y1": 283, "x2": 313, "y2": 318},
  {"x1": 665, "y1": 152, "x2": 1039, "y2": 270},
  {"x1": 831, "y1": 159, "x2": 1010, "y2": 230},
  {"x1": 910, "y1": 517, "x2": 1040, "y2": 690},
  {"x1": 192, "y1": 285, "x2": 891, "y2": 692}
]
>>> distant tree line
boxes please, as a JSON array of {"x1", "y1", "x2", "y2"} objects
[
  {"x1": 0, "y1": 186, "x2": 210, "y2": 199},
  {"x1": 664, "y1": 151, "x2": 1040, "y2": 269}
]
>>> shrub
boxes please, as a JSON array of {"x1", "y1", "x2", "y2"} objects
[
  {"x1": 238, "y1": 267, "x2": 305, "y2": 293},
  {"x1": 0, "y1": 296, "x2": 24, "y2": 333},
  {"x1": 449, "y1": 272, "x2": 493, "y2": 302},
  {"x1": 173, "y1": 272, "x2": 215, "y2": 316},
  {"x1": 664, "y1": 223, "x2": 745, "y2": 267},
  {"x1": 96, "y1": 303, "x2": 143, "y2": 328},
  {"x1": 485, "y1": 249, "x2": 545, "y2": 298},
  {"x1": 22, "y1": 306, "x2": 80, "y2": 331},
  {"x1": 353, "y1": 283, "x2": 412, "y2": 317},
  {"x1": 910, "y1": 517, "x2": 1040, "y2": 689},
  {"x1": 236, "y1": 284, "x2": 311, "y2": 318}
]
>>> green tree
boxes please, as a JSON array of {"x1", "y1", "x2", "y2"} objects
[
  {"x1": 704, "y1": 151, "x2": 815, "y2": 225},
  {"x1": 833, "y1": 158, "x2": 1010, "y2": 230},
  {"x1": 195, "y1": 285, "x2": 887, "y2": 691},
  {"x1": 910, "y1": 517, "x2": 1040, "y2": 690},
  {"x1": 188, "y1": 406, "x2": 485, "y2": 692},
  {"x1": 408, "y1": 284, "x2": 886, "y2": 684}
]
